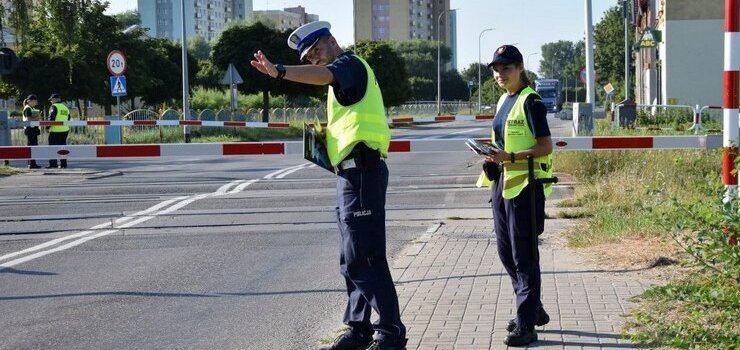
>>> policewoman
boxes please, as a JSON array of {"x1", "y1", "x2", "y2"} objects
[
  {"x1": 22, "y1": 94, "x2": 41, "y2": 169},
  {"x1": 250, "y1": 21, "x2": 406, "y2": 350},
  {"x1": 47, "y1": 93, "x2": 70, "y2": 169},
  {"x1": 477, "y1": 45, "x2": 553, "y2": 347}
]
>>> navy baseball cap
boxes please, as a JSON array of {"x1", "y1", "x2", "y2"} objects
[
  {"x1": 26, "y1": 94, "x2": 37, "y2": 100},
  {"x1": 49, "y1": 93, "x2": 61, "y2": 100},
  {"x1": 487, "y1": 45, "x2": 523, "y2": 67},
  {"x1": 287, "y1": 21, "x2": 332, "y2": 61}
]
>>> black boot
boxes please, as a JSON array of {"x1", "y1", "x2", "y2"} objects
[
  {"x1": 506, "y1": 309, "x2": 550, "y2": 332},
  {"x1": 365, "y1": 338, "x2": 407, "y2": 350},
  {"x1": 504, "y1": 326, "x2": 537, "y2": 347},
  {"x1": 319, "y1": 329, "x2": 373, "y2": 350}
]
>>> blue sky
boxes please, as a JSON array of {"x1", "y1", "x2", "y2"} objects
[{"x1": 106, "y1": 0, "x2": 618, "y2": 76}]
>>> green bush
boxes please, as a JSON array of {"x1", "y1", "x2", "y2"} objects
[{"x1": 189, "y1": 87, "x2": 287, "y2": 111}]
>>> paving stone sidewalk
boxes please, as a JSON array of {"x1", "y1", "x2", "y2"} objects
[{"x1": 391, "y1": 219, "x2": 656, "y2": 350}]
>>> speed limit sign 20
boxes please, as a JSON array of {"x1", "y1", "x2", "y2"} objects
[{"x1": 107, "y1": 50, "x2": 127, "y2": 76}]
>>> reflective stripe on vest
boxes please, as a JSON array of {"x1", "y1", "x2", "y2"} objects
[
  {"x1": 476, "y1": 86, "x2": 553, "y2": 199},
  {"x1": 50, "y1": 103, "x2": 70, "y2": 133},
  {"x1": 326, "y1": 55, "x2": 390, "y2": 167}
]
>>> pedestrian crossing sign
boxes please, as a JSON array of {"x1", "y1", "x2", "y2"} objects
[{"x1": 110, "y1": 75, "x2": 127, "y2": 97}]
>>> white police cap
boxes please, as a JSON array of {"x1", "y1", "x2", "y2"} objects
[{"x1": 287, "y1": 21, "x2": 332, "y2": 61}]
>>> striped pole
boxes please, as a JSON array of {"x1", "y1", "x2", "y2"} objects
[{"x1": 723, "y1": 0, "x2": 739, "y2": 204}]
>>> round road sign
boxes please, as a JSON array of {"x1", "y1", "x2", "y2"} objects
[{"x1": 107, "y1": 50, "x2": 127, "y2": 76}]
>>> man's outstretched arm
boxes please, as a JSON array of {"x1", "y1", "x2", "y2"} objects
[{"x1": 250, "y1": 50, "x2": 334, "y2": 86}]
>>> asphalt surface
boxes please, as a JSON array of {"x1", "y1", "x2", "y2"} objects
[{"x1": 0, "y1": 116, "x2": 572, "y2": 350}]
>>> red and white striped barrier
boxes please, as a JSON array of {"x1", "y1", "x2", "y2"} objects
[
  {"x1": 723, "y1": 0, "x2": 739, "y2": 202},
  {"x1": 390, "y1": 115, "x2": 493, "y2": 124},
  {"x1": 0, "y1": 135, "x2": 723, "y2": 160},
  {"x1": 17, "y1": 115, "x2": 493, "y2": 129},
  {"x1": 26, "y1": 120, "x2": 293, "y2": 128}
]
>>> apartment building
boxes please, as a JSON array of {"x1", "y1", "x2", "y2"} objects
[
  {"x1": 139, "y1": 0, "x2": 253, "y2": 42},
  {"x1": 353, "y1": 0, "x2": 455, "y2": 70},
  {"x1": 251, "y1": 6, "x2": 319, "y2": 32}
]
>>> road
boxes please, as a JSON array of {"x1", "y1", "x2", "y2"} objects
[{"x1": 0, "y1": 116, "x2": 571, "y2": 349}]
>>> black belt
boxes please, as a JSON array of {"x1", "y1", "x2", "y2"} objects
[{"x1": 335, "y1": 143, "x2": 382, "y2": 173}]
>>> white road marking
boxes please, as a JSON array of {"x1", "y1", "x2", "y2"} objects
[
  {"x1": 227, "y1": 179, "x2": 259, "y2": 194},
  {"x1": 0, "y1": 162, "x2": 311, "y2": 271},
  {"x1": 0, "y1": 196, "x2": 188, "y2": 263},
  {"x1": 264, "y1": 163, "x2": 305, "y2": 179},
  {"x1": 275, "y1": 163, "x2": 312, "y2": 179},
  {"x1": 215, "y1": 180, "x2": 246, "y2": 195}
]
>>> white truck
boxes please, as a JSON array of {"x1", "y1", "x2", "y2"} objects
[{"x1": 534, "y1": 79, "x2": 562, "y2": 113}]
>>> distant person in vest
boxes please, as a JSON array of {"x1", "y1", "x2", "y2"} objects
[
  {"x1": 47, "y1": 93, "x2": 70, "y2": 169},
  {"x1": 250, "y1": 21, "x2": 406, "y2": 350},
  {"x1": 22, "y1": 94, "x2": 41, "y2": 169},
  {"x1": 476, "y1": 45, "x2": 553, "y2": 347}
]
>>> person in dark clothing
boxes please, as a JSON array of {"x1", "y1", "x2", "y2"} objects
[
  {"x1": 22, "y1": 94, "x2": 41, "y2": 169},
  {"x1": 251, "y1": 21, "x2": 406, "y2": 350},
  {"x1": 477, "y1": 45, "x2": 554, "y2": 347},
  {"x1": 46, "y1": 93, "x2": 70, "y2": 169}
]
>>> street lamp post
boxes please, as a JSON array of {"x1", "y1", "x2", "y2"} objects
[
  {"x1": 478, "y1": 28, "x2": 493, "y2": 113},
  {"x1": 437, "y1": 9, "x2": 455, "y2": 115},
  {"x1": 180, "y1": 0, "x2": 191, "y2": 143},
  {"x1": 526, "y1": 53, "x2": 539, "y2": 74}
]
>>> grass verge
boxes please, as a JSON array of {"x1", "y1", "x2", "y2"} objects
[
  {"x1": 0, "y1": 165, "x2": 18, "y2": 176},
  {"x1": 553, "y1": 147, "x2": 739, "y2": 349},
  {"x1": 123, "y1": 123, "x2": 303, "y2": 144}
]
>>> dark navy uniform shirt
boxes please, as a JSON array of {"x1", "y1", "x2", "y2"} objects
[
  {"x1": 326, "y1": 52, "x2": 368, "y2": 106},
  {"x1": 492, "y1": 86, "x2": 551, "y2": 150}
]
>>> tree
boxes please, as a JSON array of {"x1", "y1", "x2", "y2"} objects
[
  {"x1": 352, "y1": 40, "x2": 410, "y2": 107},
  {"x1": 594, "y1": 5, "x2": 634, "y2": 102},
  {"x1": 390, "y1": 40, "x2": 452, "y2": 101},
  {"x1": 539, "y1": 40, "x2": 583, "y2": 80},
  {"x1": 212, "y1": 22, "x2": 319, "y2": 121},
  {"x1": 188, "y1": 35, "x2": 211, "y2": 61},
  {"x1": 112, "y1": 9, "x2": 140, "y2": 28},
  {"x1": 441, "y1": 70, "x2": 468, "y2": 101},
  {"x1": 195, "y1": 59, "x2": 224, "y2": 90},
  {"x1": 135, "y1": 38, "x2": 198, "y2": 107},
  {"x1": 4, "y1": 0, "x2": 32, "y2": 51},
  {"x1": 461, "y1": 62, "x2": 487, "y2": 86}
]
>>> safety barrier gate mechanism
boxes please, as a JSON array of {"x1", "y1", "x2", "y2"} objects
[
  {"x1": 0, "y1": 135, "x2": 723, "y2": 160},
  {"x1": 12, "y1": 114, "x2": 494, "y2": 129}
]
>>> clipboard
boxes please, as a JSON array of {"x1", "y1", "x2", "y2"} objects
[
  {"x1": 465, "y1": 138, "x2": 502, "y2": 156},
  {"x1": 303, "y1": 123, "x2": 335, "y2": 173}
]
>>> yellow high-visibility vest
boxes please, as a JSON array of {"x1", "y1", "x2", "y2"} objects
[
  {"x1": 23, "y1": 106, "x2": 40, "y2": 122},
  {"x1": 49, "y1": 103, "x2": 70, "y2": 133},
  {"x1": 476, "y1": 86, "x2": 553, "y2": 199},
  {"x1": 326, "y1": 55, "x2": 390, "y2": 167}
]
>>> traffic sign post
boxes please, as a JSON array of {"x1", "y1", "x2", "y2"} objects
[
  {"x1": 107, "y1": 50, "x2": 128, "y2": 118},
  {"x1": 110, "y1": 75, "x2": 127, "y2": 97},
  {"x1": 107, "y1": 50, "x2": 127, "y2": 76},
  {"x1": 110, "y1": 75, "x2": 127, "y2": 118}
]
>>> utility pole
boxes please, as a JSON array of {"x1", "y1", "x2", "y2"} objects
[
  {"x1": 180, "y1": 0, "x2": 191, "y2": 143},
  {"x1": 584, "y1": 0, "x2": 596, "y2": 103},
  {"x1": 623, "y1": 0, "x2": 631, "y2": 101}
]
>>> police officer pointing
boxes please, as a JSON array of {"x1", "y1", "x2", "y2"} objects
[
  {"x1": 250, "y1": 21, "x2": 407, "y2": 350},
  {"x1": 477, "y1": 45, "x2": 553, "y2": 347}
]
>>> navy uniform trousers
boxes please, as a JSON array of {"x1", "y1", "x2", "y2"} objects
[
  {"x1": 335, "y1": 160, "x2": 406, "y2": 341},
  {"x1": 492, "y1": 171, "x2": 546, "y2": 329}
]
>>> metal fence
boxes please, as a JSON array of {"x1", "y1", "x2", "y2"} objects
[{"x1": 8, "y1": 101, "x2": 484, "y2": 145}]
